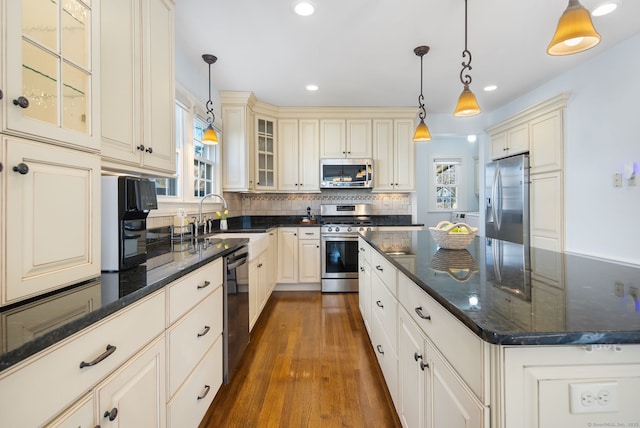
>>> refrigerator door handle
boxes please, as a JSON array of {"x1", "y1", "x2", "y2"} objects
[
  {"x1": 490, "y1": 167, "x2": 501, "y2": 230},
  {"x1": 495, "y1": 167, "x2": 503, "y2": 231}
]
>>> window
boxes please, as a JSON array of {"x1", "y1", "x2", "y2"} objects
[
  {"x1": 433, "y1": 159, "x2": 462, "y2": 210},
  {"x1": 152, "y1": 88, "x2": 221, "y2": 203},
  {"x1": 193, "y1": 118, "x2": 219, "y2": 197}
]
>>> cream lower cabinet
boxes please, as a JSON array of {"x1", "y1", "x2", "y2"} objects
[
  {"x1": 277, "y1": 227, "x2": 298, "y2": 283},
  {"x1": 298, "y1": 228, "x2": 321, "y2": 283},
  {"x1": 500, "y1": 345, "x2": 640, "y2": 428},
  {"x1": 398, "y1": 309, "x2": 427, "y2": 428},
  {"x1": 2, "y1": 135, "x2": 101, "y2": 307},
  {"x1": 358, "y1": 237, "x2": 373, "y2": 334},
  {"x1": 100, "y1": 0, "x2": 176, "y2": 175},
  {"x1": 0, "y1": 291, "x2": 165, "y2": 427},
  {"x1": 95, "y1": 336, "x2": 166, "y2": 428},
  {"x1": 530, "y1": 170, "x2": 564, "y2": 252},
  {"x1": 166, "y1": 258, "x2": 223, "y2": 426},
  {"x1": 248, "y1": 232, "x2": 277, "y2": 330}
]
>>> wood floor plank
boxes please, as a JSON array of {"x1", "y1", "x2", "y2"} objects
[{"x1": 199, "y1": 291, "x2": 401, "y2": 428}]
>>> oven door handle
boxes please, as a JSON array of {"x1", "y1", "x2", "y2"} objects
[{"x1": 123, "y1": 232, "x2": 143, "y2": 240}]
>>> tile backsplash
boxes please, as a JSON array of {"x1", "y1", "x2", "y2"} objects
[{"x1": 148, "y1": 190, "x2": 412, "y2": 229}]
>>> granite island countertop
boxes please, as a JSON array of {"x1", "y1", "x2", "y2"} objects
[
  {"x1": 360, "y1": 230, "x2": 640, "y2": 346},
  {"x1": 0, "y1": 237, "x2": 249, "y2": 373}
]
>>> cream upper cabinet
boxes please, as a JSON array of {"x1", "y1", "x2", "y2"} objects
[
  {"x1": 255, "y1": 116, "x2": 277, "y2": 191},
  {"x1": 221, "y1": 92, "x2": 256, "y2": 192},
  {"x1": 490, "y1": 122, "x2": 529, "y2": 159},
  {"x1": 530, "y1": 109, "x2": 563, "y2": 174},
  {"x1": 373, "y1": 119, "x2": 415, "y2": 192},
  {"x1": 2, "y1": 0, "x2": 100, "y2": 151},
  {"x1": 2, "y1": 135, "x2": 101, "y2": 306},
  {"x1": 320, "y1": 119, "x2": 372, "y2": 158},
  {"x1": 278, "y1": 119, "x2": 320, "y2": 192},
  {"x1": 100, "y1": 0, "x2": 176, "y2": 175}
]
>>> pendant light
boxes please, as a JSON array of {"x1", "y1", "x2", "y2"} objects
[
  {"x1": 202, "y1": 54, "x2": 219, "y2": 144},
  {"x1": 413, "y1": 46, "x2": 432, "y2": 142},
  {"x1": 453, "y1": 0, "x2": 481, "y2": 117},
  {"x1": 547, "y1": 0, "x2": 601, "y2": 56}
]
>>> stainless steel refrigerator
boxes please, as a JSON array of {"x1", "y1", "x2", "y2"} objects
[{"x1": 485, "y1": 154, "x2": 530, "y2": 245}]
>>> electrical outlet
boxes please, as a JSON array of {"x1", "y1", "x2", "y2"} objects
[
  {"x1": 614, "y1": 173, "x2": 623, "y2": 187},
  {"x1": 569, "y1": 382, "x2": 619, "y2": 414},
  {"x1": 615, "y1": 282, "x2": 625, "y2": 298}
]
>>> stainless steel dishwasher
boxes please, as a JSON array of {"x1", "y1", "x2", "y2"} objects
[{"x1": 223, "y1": 245, "x2": 249, "y2": 383}]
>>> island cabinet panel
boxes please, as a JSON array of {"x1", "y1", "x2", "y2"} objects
[
  {"x1": 2, "y1": 136, "x2": 101, "y2": 306},
  {"x1": 358, "y1": 238, "x2": 373, "y2": 335},
  {"x1": 397, "y1": 272, "x2": 486, "y2": 402},
  {"x1": 0, "y1": 290, "x2": 165, "y2": 427},
  {"x1": 501, "y1": 345, "x2": 640, "y2": 428},
  {"x1": 398, "y1": 309, "x2": 427, "y2": 428}
]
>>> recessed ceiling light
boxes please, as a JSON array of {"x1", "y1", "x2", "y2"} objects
[
  {"x1": 592, "y1": 1, "x2": 619, "y2": 16},
  {"x1": 467, "y1": 134, "x2": 477, "y2": 143},
  {"x1": 483, "y1": 84, "x2": 498, "y2": 92},
  {"x1": 293, "y1": 1, "x2": 315, "y2": 16},
  {"x1": 305, "y1": 84, "x2": 319, "y2": 91}
]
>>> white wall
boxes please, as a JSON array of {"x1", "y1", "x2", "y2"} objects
[
  {"x1": 486, "y1": 33, "x2": 640, "y2": 265},
  {"x1": 416, "y1": 136, "x2": 480, "y2": 227}
]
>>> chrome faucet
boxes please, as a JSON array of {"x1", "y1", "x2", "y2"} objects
[{"x1": 197, "y1": 193, "x2": 227, "y2": 234}]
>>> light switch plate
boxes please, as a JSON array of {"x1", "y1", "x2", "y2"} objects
[{"x1": 613, "y1": 173, "x2": 623, "y2": 187}]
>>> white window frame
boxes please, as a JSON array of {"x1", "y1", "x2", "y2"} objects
[
  {"x1": 153, "y1": 84, "x2": 222, "y2": 214},
  {"x1": 429, "y1": 156, "x2": 466, "y2": 212}
]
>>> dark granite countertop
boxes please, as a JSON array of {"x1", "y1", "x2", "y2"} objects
[
  {"x1": 0, "y1": 238, "x2": 249, "y2": 373},
  {"x1": 222, "y1": 214, "x2": 421, "y2": 229},
  {"x1": 361, "y1": 230, "x2": 640, "y2": 346}
]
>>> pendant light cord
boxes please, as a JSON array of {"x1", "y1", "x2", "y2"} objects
[
  {"x1": 459, "y1": 0, "x2": 473, "y2": 86},
  {"x1": 206, "y1": 62, "x2": 216, "y2": 125},
  {"x1": 418, "y1": 53, "x2": 426, "y2": 120}
]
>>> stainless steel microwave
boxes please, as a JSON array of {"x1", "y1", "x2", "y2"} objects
[{"x1": 320, "y1": 158, "x2": 373, "y2": 189}]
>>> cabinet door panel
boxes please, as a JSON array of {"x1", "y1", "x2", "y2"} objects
[
  {"x1": 530, "y1": 110, "x2": 563, "y2": 173},
  {"x1": 4, "y1": 137, "x2": 100, "y2": 304},
  {"x1": 530, "y1": 171, "x2": 563, "y2": 252},
  {"x1": 277, "y1": 228, "x2": 298, "y2": 283},
  {"x1": 346, "y1": 120, "x2": 372, "y2": 158},
  {"x1": 394, "y1": 120, "x2": 415, "y2": 191},
  {"x1": 96, "y1": 336, "x2": 166, "y2": 428},
  {"x1": 398, "y1": 311, "x2": 426, "y2": 428},
  {"x1": 298, "y1": 119, "x2": 320, "y2": 191},
  {"x1": 508, "y1": 123, "x2": 529, "y2": 155},
  {"x1": 320, "y1": 120, "x2": 346, "y2": 158},
  {"x1": 373, "y1": 119, "x2": 394, "y2": 191},
  {"x1": 298, "y1": 239, "x2": 320, "y2": 283},
  {"x1": 277, "y1": 120, "x2": 299, "y2": 191}
]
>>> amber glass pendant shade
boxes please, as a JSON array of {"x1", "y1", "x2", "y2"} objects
[
  {"x1": 413, "y1": 119, "x2": 431, "y2": 142},
  {"x1": 202, "y1": 124, "x2": 219, "y2": 144},
  {"x1": 547, "y1": 0, "x2": 601, "y2": 55},
  {"x1": 454, "y1": 84, "x2": 481, "y2": 117}
]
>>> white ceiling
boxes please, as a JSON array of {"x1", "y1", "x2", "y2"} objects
[{"x1": 174, "y1": 0, "x2": 640, "y2": 114}]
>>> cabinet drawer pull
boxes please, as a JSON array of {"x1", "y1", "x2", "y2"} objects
[
  {"x1": 360, "y1": 266, "x2": 365, "y2": 272},
  {"x1": 414, "y1": 352, "x2": 422, "y2": 362},
  {"x1": 376, "y1": 345, "x2": 384, "y2": 355},
  {"x1": 197, "y1": 325, "x2": 211, "y2": 337},
  {"x1": 305, "y1": 232, "x2": 314, "y2": 235},
  {"x1": 197, "y1": 280, "x2": 211, "y2": 290},
  {"x1": 375, "y1": 265, "x2": 383, "y2": 272},
  {"x1": 12, "y1": 96, "x2": 29, "y2": 108},
  {"x1": 360, "y1": 247, "x2": 365, "y2": 252},
  {"x1": 420, "y1": 361, "x2": 429, "y2": 370},
  {"x1": 80, "y1": 344, "x2": 116, "y2": 368},
  {"x1": 103, "y1": 407, "x2": 118, "y2": 421},
  {"x1": 197, "y1": 384, "x2": 211, "y2": 400},
  {"x1": 376, "y1": 300, "x2": 384, "y2": 308},
  {"x1": 415, "y1": 306, "x2": 431, "y2": 320},
  {"x1": 145, "y1": 146, "x2": 153, "y2": 153}
]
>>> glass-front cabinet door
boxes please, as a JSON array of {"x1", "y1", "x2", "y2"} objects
[
  {"x1": 3, "y1": 0, "x2": 99, "y2": 150},
  {"x1": 255, "y1": 116, "x2": 276, "y2": 190}
]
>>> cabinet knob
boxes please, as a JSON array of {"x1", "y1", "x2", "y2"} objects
[
  {"x1": 103, "y1": 407, "x2": 118, "y2": 421},
  {"x1": 376, "y1": 344, "x2": 384, "y2": 355},
  {"x1": 145, "y1": 146, "x2": 153, "y2": 153},
  {"x1": 376, "y1": 300, "x2": 384, "y2": 308},
  {"x1": 375, "y1": 265, "x2": 383, "y2": 272},
  {"x1": 414, "y1": 352, "x2": 422, "y2": 362},
  {"x1": 420, "y1": 361, "x2": 429, "y2": 370},
  {"x1": 12, "y1": 96, "x2": 29, "y2": 108},
  {"x1": 137, "y1": 144, "x2": 145, "y2": 151},
  {"x1": 12, "y1": 163, "x2": 29, "y2": 175},
  {"x1": 0, "y1": 89, "x2": 3, "y2": 100},
  {"x1": 0, "y1": 162, "x2": 3, "y2": 172}
]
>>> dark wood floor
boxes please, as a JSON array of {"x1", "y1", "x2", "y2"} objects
[{"x1": 199, "y1": 291, "x2": 401, "y2": 428}]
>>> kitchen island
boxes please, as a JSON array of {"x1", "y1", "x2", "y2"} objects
[{"x1": 359, "y1": 230, "x2": 640, "y2": 428}]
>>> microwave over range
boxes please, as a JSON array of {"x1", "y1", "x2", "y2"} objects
[{"x1": 320, "y1": 158, "x2": 373, "y2": 189}]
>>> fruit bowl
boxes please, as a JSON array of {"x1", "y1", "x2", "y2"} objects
[{"x1": 428, "y1": 221, "x2": 478, "y2": 250}]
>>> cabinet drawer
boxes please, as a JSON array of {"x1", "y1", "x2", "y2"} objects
[
  {"x1": 298, "y1": 227, "x2": 320, "y2": 240},
  {"x1": 0, "y1": 291, "x2": 165, "y2": 427},
  {"x1": 398, "y1": 273, "x2": 485, "y2": 401},
  {"x1": 358, "y1": 238, "x2": 372, "y2": 266},
  {"x1": 167, "y1": 258, "x2": 223, "y2": 325},
  {"x1": 371, "y1": 249, "x2": 397, "y2": 295},
  {"x1": 371, "y1": 312, "x2": 399, "y2": 408},
  {"x1": 371, "y1": 273, "x2": 397, "y2": 354},
  {"x1": 167, "y1": 288, "x2": 223, "y2": 398},
  {"x1": 168, "y1": 337, "x2": 223, "y2": 428}
]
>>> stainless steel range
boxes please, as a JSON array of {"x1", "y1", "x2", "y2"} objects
[{"x1": 320, "y1": 204, "x2": 377, "y2": 292}]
